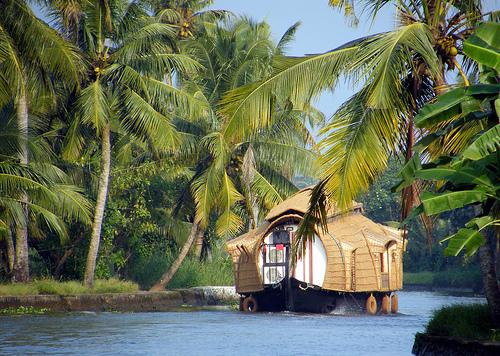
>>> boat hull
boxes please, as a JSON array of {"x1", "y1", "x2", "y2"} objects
[{"x1": 241, "y1": 277, "x2": 393, "y2": 314}]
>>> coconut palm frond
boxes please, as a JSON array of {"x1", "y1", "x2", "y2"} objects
[
  {"x1": 251, "y1": 168, "x2": 298, "y2": 211},
  {"x1": 219, "y1": 41, "x2": 361, "y2": 141},
  {"x1": 191, "y1": 164, "x2": 221, "y2": 227},
  {"x1": 253, "y1": 141, "x2": 318, "y2": 177},
  {"x1": 276, "y1": 21, "x2": 301, "y2": 54},
  {"x1": 145, "y1": 77, "x2": 208, "y2": 119},
  {"x1": 120, "y1": 88, "x2": 180, "y2": 150},
  {"x1": 78, "y1": 79, "x2": 110, "y2": 135},
  {"x1": 318, "y1": 90, "x2": 403, "y2": 210},
  {"x1": 52, "y1": 184, "x2": 93, "y2": 225},
  {"x1": 215, "y1": 171, "x2": 244, "y2": 237},
  {"x1": 353, "y1": 22, "x2": 439, "y2": 110}
]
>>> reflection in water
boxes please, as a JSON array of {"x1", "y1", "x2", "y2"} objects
[{"x1": 0, "y1": 291, "x2": 483, "y2": 356}]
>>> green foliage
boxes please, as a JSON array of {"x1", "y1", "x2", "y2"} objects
[
  {"x1": 404, "y1": 271, "x2": 434, "y2": 285},
  {"x1": 128, "y1": 243, "x2": 233, "y2": 290},
  {"x1": 94, "y1": 166, "x2": 185, "y2": 281},
  {"x1": 397, "y1": 23, "x2": 500, "y2": 258},
  {"x1": 167, "y1": 246, "x2": 234, "y2": 289},
  {"x1": 219, "y1": 0, "x2": 480, "y2": 217},
  {"x1": 404, "y1": 268, "x2": 483, "y2": 291},
  {"x1": 0, "y1": 306, "x2": 49, "y2": 315},
  {"x1": 0, "y1": 278, "x2": 138, "y2": 296},
  {"x1": 426, "y1": 304, "x2": 493, "y2": 340},
  {"x1": 463, "y1": 22, "x2": 500, "y2": 72},
  {"x1": 359, "y1": 159, "x2": 478, "y2": 277}
]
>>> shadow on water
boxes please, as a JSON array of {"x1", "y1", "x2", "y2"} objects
[{"x1": 0, "y1": 291, "x2": 485, "y2": 356}]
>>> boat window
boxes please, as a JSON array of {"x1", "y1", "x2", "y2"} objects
[{"x1": 272, "y1": 230, "x2": 290, "y2": 244}]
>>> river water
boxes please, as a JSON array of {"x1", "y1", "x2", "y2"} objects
[{"x1": 0, "y1": 291, "x2": 483, "y2": 356}]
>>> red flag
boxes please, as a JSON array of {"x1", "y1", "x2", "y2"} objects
[{"x1": 276, "y1": 244, "x2": 284, "y2": 251}]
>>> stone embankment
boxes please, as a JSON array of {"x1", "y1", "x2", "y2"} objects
[
  {"x1": 0, "y1": 286, "x2": 239, "y2": 312},
  {"x1": 412, "y1": 333, "x2": 500, "y2": 356}
]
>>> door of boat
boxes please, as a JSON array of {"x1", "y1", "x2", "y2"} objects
[{"x1": 262, "y1": 229, "x2": 290, "y2": 285}]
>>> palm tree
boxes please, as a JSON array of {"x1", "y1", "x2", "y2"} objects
[
  {"x1": 219, "y1": 0, "x2": 488, "y2": 247},
  {"x1": 48, "y1": 0, "x2": 206, "y2": 287},
  {"x1": 0, "y1": 0, "x2": 82, "y2": 281},
  {"x1": 149, "y1": 0, "x2": 230, "y2": 39},
  {"x1": 149, "y1": 18, "x2": 320, "y2": 291},
  {"x1": 0, "y1": 111, "x2": 92, "y2": 280}
]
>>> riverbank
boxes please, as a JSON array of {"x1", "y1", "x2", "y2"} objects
[
  {"x1": 412, "y1": 303, "x2": 500, "y2": 355},
  {"x1": 0, "y1": 286, "x2": 239, "y2": 313},
  {"x1": 404, "y1": 269, "x2": 482, "y2": 293},
  {"x1": 413, "y1": 333, "x2": 500, "y2": 355}
]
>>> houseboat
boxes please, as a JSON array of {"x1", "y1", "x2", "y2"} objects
[{"x1": 226, "y1": 187, "x2": 405, "y2": 314}]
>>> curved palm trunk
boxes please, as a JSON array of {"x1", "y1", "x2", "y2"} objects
[
  {"x1": 150, "y1": 222, "x2": 201, "y2": 291},
  {"x1": 13, "y1": 87, "x2": 29, "y2": 282},
  {"x1": 479, "y1": 232, "x2": 500, "y2": 328},
  {"x1": 84, "y1": 123, "x2": 111, "y2": 287}
]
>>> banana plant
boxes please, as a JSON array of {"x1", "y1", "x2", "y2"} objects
[
  {"x1": 395, "y1": 22, "x2": 499, "y2": 258},
  {"x1": 394, "y1": 22, "x2": 500, "y2": 325}
]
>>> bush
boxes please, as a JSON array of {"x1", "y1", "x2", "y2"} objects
[
  {"x1": 128, "y1": 252, "x2": 171, "y2": 290},
  {"x1": 0, "y1": 278, "x2": 139, "y2": 296},
  {"x1": 167, "y1": 247, "x2": 234, "y2": 289},
  {"x1": 426, "y1": 304, "x2": 493, "y2": 340},
  {"x1": 129, "y1": 242, "x2": 234, "y2": 290}
]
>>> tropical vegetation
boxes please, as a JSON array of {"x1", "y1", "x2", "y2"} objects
[
  {"x1": 398, "y1": 22, "x2": 499, "y2": 326},
  {"x1": 0, "y1": 0, "x2": 496, "y2": 306}
]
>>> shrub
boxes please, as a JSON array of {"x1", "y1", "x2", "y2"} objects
[
  {"x1": 167, "y1": 247, "x2": 234, "y2": 289},
  {"x1": 128, "y1": 251, "x2": 171, "y2": 290},
  {"x1": 426, "y1": 304, "x2": 492, "y2": 340}
]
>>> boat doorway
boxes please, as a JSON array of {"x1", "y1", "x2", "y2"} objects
[{"x1": 259, "y1": 228, "x2": 292, "y2": 311}]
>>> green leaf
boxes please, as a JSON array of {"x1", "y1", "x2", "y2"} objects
[
  {"x1": 462, "y1": 124, "x2": 500, "y2": 161},
  {"x1": 444, "y1": 228, "x2": 485, "y2": 257},
  {"x1": 420, "y1": 190, "x2": 488, "y2": 216},
  {"x1": 466, "y1": 216, "x2": 494, "y2": 230},
  {"x1": 463, "y1": 22, "x2": 500, "y2": 72},
  {"x1": 392, "y1": 155, "x2": 421, "y2": 192},
  {"x1": 416, "y1": 165, "x2": 493, "y2": 189},
  {"x1": 415, "y1": 168, "x2": 456, "y2": 180},
  {"x1": 78, "y1": 80, "x2": 109, "y2": 134},
  {"x1": 415, "y1": 84, "x2": 500, "y2": 128}
]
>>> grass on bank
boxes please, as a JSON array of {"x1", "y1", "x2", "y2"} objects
[
  {"x1": 404, "y1": 268, "x2": 482, "y2": 291},
  {"x1": 426, "y1": 304, "x2": 493, "y2": 340},
  {"x1": 0, "y1": 278, "x2": 139, "y2": 296}
]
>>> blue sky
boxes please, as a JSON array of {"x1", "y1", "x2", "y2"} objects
[{"x1": 209, "y1": 0, "x2": 395, "y2": 119}]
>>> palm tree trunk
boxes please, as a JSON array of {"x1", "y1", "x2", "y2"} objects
[
  {"x1": 150, "y1": 222, "x2": 201, "y2": 291},
  {"x1": 84, "y1": 123, "x2": 111, "y2": 288},
  {"x1": 194, "y1": 231, "x2": 204, "y2": 260},
  {"x1": 5, "y1": 225, "x2": 15, "y2": 275},
  {"x1": 479, "y1": 232, "x2": 500, "y2": 328},
  {"x1": 13, "y1": 86, "x2": 29, "y2": 282}
]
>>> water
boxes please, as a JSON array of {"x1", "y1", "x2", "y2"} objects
[{"x1": 0, "y1": 291, "x2": 483, "y2": 356}]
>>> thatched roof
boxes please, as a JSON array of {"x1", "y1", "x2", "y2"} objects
[{"x1": 265, "y1": 187, "x2": 363, "y2": 221}]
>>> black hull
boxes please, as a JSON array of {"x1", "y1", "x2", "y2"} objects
[{"x1": 242, "y1": 277, "x2": 392, "y2": 314}]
